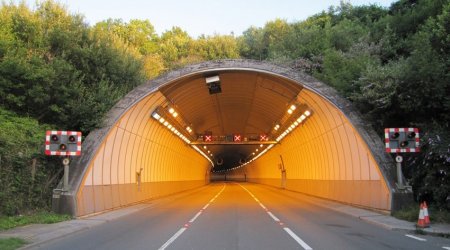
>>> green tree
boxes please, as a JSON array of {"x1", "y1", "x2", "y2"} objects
[
  {"x1": 159, "y1": 27, "x2": 194, "y2": 68},
  {"x1": 193, "y1": 34, "x2": 240, "y2": 60},
  {"x1": 238, "y1": 26, "x2": 266, "y2": 60}
]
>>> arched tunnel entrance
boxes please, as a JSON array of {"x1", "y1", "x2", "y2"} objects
[{"x1": 53, "y1": 60, "x2": 410, "y2": 217}]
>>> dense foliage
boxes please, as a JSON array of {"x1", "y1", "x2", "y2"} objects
[{"x1": 0, "y1": 0, "x2": 448, "y2": 215}]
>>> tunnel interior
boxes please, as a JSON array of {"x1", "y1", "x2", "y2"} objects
[
  {"x1": 158, "y1": 71, "x2": 304, "y2": 172},
  {"x1": 57, "y1": 60, "x2": 401, "y2": 217}
]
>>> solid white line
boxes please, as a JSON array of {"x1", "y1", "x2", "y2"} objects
[
  {"x1": 284, "y1": 227, "x2": 313, "y2": 250},
  {"x1": 158, "y1": 227, "x2": 187, "y2": 250},
  {"x1": 189, "y1": 212, "x2": 202, "y2": 223},
  {"x1": 442, "y1": 247, "x2": 450, "y2": 250},
  {"x1": 267, "y1": 211, "x2": 280, "y2": 222},
  {"x1": 202, "y1": 204, "x2": 210, "y2": 210},
  {"x1": 259, "y1": 203, "x2": 267, "y2": 210},
  {"x1": 405, "y1": 234, "x2": 427, "y2": 241}
]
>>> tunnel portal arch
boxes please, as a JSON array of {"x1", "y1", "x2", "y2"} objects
[{"x1": 53, "y1": 60, "x2": 409, "y2": 217}]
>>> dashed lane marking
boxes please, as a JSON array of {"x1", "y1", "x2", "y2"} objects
[
  {"x1": 284, "y1": 227, "x2": 313, "y2": 250},
  {"x1": 188, "y1": 211, "x2": 202, "y2": 223},
  {"x1": 239, "y1": 184, "x2": 313, "y2": 250},
  {"x1": 267, "y1": 211, "x2": 280, "y2": 222},
  {"x1": 158, "y1": 227, "x2": 187, "y2": 250},
  {"x1": 405, "y1": 234, "x2": 427, "y2": 242},
  {"x1": 158, "y1": 185, "x2": 226, "y2": 250}
]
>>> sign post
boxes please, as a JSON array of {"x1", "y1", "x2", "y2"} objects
[
  {"x1": 395, "y1": 155, "x2": 404, "y2": 188},
  {"x1": 62, "y1": 157, "x2": 70, "y2": 191},
  {"x1": 45, "y1": 131, "x2": 82, "y2": 192},
  {"x1": 385, "y1": 128, "x2": 419, "y2": 190}
]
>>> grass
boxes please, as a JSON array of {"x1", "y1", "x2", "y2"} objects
[
  {"x1": 0, "y1": 211, "x2": 72, "y2": 231},
  {"x1": 392, "y1": 203, "x2": 450, "y2": 224},
  {"x1": 0, "y1": 237, "x2": 27, "y2": 250}
]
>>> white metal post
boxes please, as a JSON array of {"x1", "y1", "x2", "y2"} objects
[{"x1": 62, "y1": 157, "x2": 70, "y2": 191}]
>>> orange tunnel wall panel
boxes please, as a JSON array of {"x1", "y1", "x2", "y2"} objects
[
  {"x1": 245, "y1": 89, "x2": 390, "y2": 210},
  {"x1": 76, "y1": 92, "x2": 211, "y2": 216}
]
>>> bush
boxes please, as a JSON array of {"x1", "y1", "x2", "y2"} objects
[{"x1": 0, "y1": 108, "x2": 61, "y2": 216}]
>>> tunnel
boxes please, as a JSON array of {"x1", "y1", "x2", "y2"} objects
[{"x1": 52, "y1": 60, "x2": 410, "y2": 217}]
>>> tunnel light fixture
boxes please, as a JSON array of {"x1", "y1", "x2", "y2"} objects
[
  {"x1": 152, "y1": 107, "x2": 215, "y2": 167},
  {"x1": 220, "y1": 144, "x2": 277, "y2": 173},
  {"x1": 168, "y1": 107, "x2": 179, "y2": 118},
  {"x1": 192, "y1": 145, "x2": 214, "y2": 166},
  {"x1": 152, "y1": 112, "x2": 161, "y2": 120},
  {"x1": 151, "y1": 110, "x2": 192, "y2": 144},
  {"x1": 274, "y1": 124, "x2": 280, "y2": 131},
  {"x1": 287, "y1": 104, "x2": 296, "y2": 114},
  {"x1": 276, "y1": 109, "x2": 312, "y2": 142}
]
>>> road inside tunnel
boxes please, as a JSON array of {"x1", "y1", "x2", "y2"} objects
[
  {"x1": 54, "y1": 60, "x2": 406, "y2": 217},
  {"x1": 38, "y1": 183, "x2": 449, "y2": 250}
]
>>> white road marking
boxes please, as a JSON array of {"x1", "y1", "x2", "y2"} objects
[
  {"x1": 442, "y1": 247, "x2": 450, "y2": 250},
  {"x1": 405, "y1": 234, "x2": 427, "y2": 242},
  {"x1": 158, "y1": 227, "x2": 187, "y2": 250},
  {"x1": 239, "y1": 184, "x2": 313, "y2": 250},
  {"x1": 284, "y1": 227, "x2": 313, "y2": 250},
  {"x1": 189, "y1": 211, "x2": 202, "y2": 223},
  {"x1": 267, "y1": 211, "x2": 280, "y2": 222},
  {"x1": 158, "y1": 184, "x2": 226, "y2": 250}
]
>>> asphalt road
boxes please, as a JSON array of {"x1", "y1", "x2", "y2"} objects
[{"x1": 29, "y1": 182, "x2": 450, "y2": 250}]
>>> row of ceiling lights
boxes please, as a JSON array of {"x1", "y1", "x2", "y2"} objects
[
  {"x1": 152, "y1": 107, "x2": 214, "y2": 166},
  {"x1": 215, "y1": 103, "x2": 312, "y2": 173},
  {"x1": 276, "y1": 110, "x2": 311, "y2": 142},
  {"x1": 151, "y1": 112, "x2": 192, "y2": 144}
]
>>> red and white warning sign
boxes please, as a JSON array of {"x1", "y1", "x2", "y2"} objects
[
  {"x1": 204, "y1": 135, "x2": 212, "y2": 142},
  {"x1": 45, "y1": 131, "x2": 82, "y2": 156},
  {"x1": 385, "y1": 128, "x2": 420, "y2": 153},
  {"x1": 233, "y1": 134, "x2": 242, "y2": 142},
  {"x1": 259, "y1": 134, "x2": 268, "y2": 141}
]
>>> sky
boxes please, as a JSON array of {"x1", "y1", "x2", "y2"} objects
[{"x1": 17, "y1": 0, "x2": 397, "y2": 38}]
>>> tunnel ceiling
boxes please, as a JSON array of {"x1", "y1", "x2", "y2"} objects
[{"x1": 158, "y1": 71, "x2": 303, "y2": 170}]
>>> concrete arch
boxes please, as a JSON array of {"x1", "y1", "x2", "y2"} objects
[{"x1": 53, "y1": 60, "x2": 407, "y2": 217}]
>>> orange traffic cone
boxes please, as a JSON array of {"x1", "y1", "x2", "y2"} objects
[
  {"x1": 417, "y1": 202, "x2": 429, "y2": 228},
  {"x1": 423, "y1": 201, "x2": 430, "y2": 226}
]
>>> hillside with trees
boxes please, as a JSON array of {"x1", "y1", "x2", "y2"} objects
[{"x1": 0, "y1": 0, "x2": 448, "y2": 216}]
